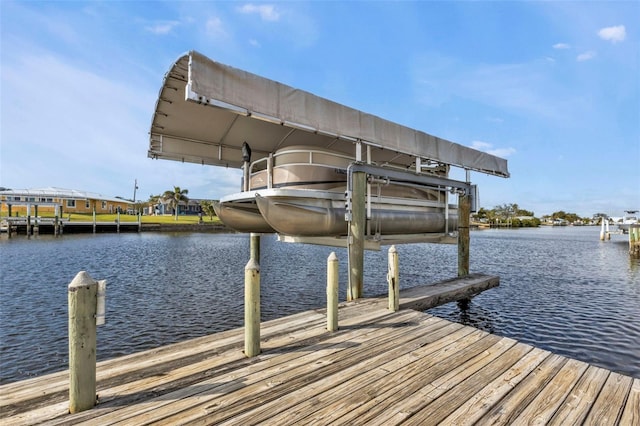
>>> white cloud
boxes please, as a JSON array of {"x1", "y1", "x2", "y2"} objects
[
  {"x1": 206, "y1": 17, "x2": 228, "y2": 37},
  {"x1": 145, "y1": 21, "x2": 180, "y2": 35},
  {"x1": 553, "y1": 43, "x2": 571, "y2": 49},
  {"x1": 239, "y1": 4, "x2": 280, "y2": 21},
  {"x1": 470, "y1": 141, "x2": 516, "y2": 158},
  {"x1": 249, "y1": 39, "x2": 261, "y2": 47},
  {"x1": 598, "y1": 25, "x2": 626, "y2": 43},
  {"x1": 0, "y1": 52, "x2": 241, "y2": 199},
  {"x1": 576, "y1": 51, "x2": 597, "y2": 62}
]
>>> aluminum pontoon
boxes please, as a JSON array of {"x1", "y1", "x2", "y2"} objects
[{"x1": 213, "y1": 145, "x2": 459, "y2": 242}]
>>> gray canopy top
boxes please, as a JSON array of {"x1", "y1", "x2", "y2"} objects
[{"x1": 148, "y1": 51, "x2": 509, "y2": 178}]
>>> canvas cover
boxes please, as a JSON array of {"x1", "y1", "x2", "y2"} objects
[{"x1": 149, "y1": 51, "x2": 509, "y2": 178}]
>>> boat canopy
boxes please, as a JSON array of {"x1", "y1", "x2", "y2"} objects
[{"x1": 149, "y1": 51, "x2": 509, "y2": 178}]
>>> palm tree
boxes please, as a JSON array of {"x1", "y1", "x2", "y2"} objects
[
  {"x1": 162, "y1": 186, "x2": 189, "y2": 220},
  {"x1": 199, "y1": 200, "x2": 217, "y2": 221}
]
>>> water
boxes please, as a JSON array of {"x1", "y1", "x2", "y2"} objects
[{"x1": 0, "y1": 227, "x2": 638, "y2": 384}]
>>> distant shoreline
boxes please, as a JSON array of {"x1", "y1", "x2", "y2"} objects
[
  {"x1": 140, "y1": 223, "x2": 232, "y2": 233},
  {"x1": 0, "y1": 220, "x2": 234, "y2": 235}
]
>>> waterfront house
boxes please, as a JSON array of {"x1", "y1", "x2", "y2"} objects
[{"x1": 0, "y1": 187, "x2": 134, "y2": 217}]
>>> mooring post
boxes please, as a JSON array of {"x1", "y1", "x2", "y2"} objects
[
  {"x1": 600, "y1": 219, "x2": 606, "y2": 241},
  {"x1": 250, "y1": 233, "x2": 261, "y2": 264},
  {"x1": 458, "y1": 191, "x2": 471, "y2": 277},
  {"x1": 26, "y1": 204, "x2": 32, "y2": 238},
  {"x1": 327, "y1": 252, "x2": 339, "y2": 331},
  {"x1": 388, "y1": 245, "x2": 399, "y2": 312},
  {"x1": 93, "y1": 209, "x2": 97, "y2": 234},
  {"x1": 138, "y1": 212, "x2": 142, "y2": 233},
  {"x1": 244, "y1": 258, "x2": 261, "y2": 357},
  {"x1": 348, "y1": 171, "x2": 366, "y2": 300},
  {"x1": 68, "y1": 271, "x2": 99, "y2": 413},
  {"x1": 34, "y1": 205, "x2": 39, "y2": 235},
  {"x1": 630, "y1": 225, "x2": 640, "y2": 259}
]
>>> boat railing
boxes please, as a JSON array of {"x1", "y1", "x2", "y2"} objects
[
  {"x1": 248, "y1": 147, "x2": 354, "y2": 191},
  {"x1": 247, "y1": 147, "x2": 453, "y2": 202}
]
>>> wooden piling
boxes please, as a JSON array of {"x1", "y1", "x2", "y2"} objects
[
  {"x1": 327, "y1": 252, "x2": 339, "y2": 331},
  {"x1": 388, "y1": 245, "x2": 399, "y2": 312},
  {"x1": 26, "y1": 205, "x2": 32, "y2": 238},
  {"x1": 250, "y1": 233, "x2": 261, "y2": 264},
  {"x1": 244, "y1": 258, "x2": 260, "y2": 357},
  {"x1": 458, "y1": 192, "x2": 471, "y2": 277},
  {"x1": 348, "y1": 171, "x2": 366, "y2": 300},
  {"x1": 68, "y1": 271, "x2": 98, "y2": 413},
  {"x1": 630, "y1": 225, "x2": 640, "y2": 259}
]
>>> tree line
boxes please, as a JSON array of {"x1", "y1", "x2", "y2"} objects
[
  {"x1": 473, "y1": 203, "x2": 597, "y2": 227},
  {"x1": 473, "y1": 203, "x2": 541, "y2": 227}
]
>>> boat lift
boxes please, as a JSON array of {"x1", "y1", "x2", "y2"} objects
[{"x1": 148, "y1": 51, "x2": 509, "y2": 300}]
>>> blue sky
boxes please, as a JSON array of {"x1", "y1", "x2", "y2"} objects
[{"x1": 1, "y1": 1, "x2": 638, "y2": 218}]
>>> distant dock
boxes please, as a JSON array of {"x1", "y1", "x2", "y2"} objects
[
  {"x1": 1, "y1": 274, "x2": 637, "y2": 425},
  {"x1": 0, "y1": 218, "x2": 228, "y2": 235},
  {"x1": 0, "y1": 217, "x2": 140, "y2": 235}
]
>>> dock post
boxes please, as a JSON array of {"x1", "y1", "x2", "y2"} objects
[
  {"x1": 600, "y1": 219, "x2": 606, "y2": 241},
  {"x1": 388, "y1": 245, "x2": 399, "y2": 312},
  {"x1": 631, "y1": 225, "x2": 640, "y2": 259},
  {"x1": 116, "y1": 211, "x2": 120, "y2": 233},
  {"x1": 458, "y1": 191, "x2": 471, "y2": 276},
  {"x1": 26, "y1": 204, "x2": 32, "y2": 238},
  {"x1": 250, "y1": 233, "x2": 261, "y2": 264},
  {"x1": 93, "y1": 210, "x2": 97, "y2": 234},
  {"x1": 244, "y1": 258, "x2": 261, "y2": 357},
  {"x1": 54, "y1": 205, "x2": 60, "y2": 236},
  {"x1": 348, "y1": 170, "x2": 366, "y2": 300},
  {"x1": 138, "y1": 212, "x2": 142, "y2": 233},
  {"x1": 327, "y1": 252, "x2": 339, "y2": 331},
  {"x1": 68, "y1": 271, "x2": 98, "y2": 413}
]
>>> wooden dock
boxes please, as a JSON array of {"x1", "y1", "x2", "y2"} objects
[{"x1": 1, "y1": 275, "x2": 638, "y2": 425}]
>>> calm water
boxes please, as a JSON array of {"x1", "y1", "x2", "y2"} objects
[{"x1": 0, "y1": 227, "x2": 638, "y2": 384}]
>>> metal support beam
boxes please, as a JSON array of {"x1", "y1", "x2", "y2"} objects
[{"x1": 349, "y1": 163, "x2": 472, "y2": 194}]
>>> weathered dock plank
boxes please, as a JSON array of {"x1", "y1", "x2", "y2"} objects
[
  {"x1": 440, "y1": 346, "x2": 551, "y2": 425},
  {"x1": 583, "y1": 372, "x2": 634, "y2": 425},
  {"x1": 396, "y1": 273, "x2": 500, "y2": 311},
  {"x1": 473, "y1": 354, "x2": 568, "y2": 425},
  {"x1": 619, "y1": 378, "x2": 640, "y2": 425},
  {"x1": 547, "y1": 365, "x2": 610, "y2": 425},
  {"x1": 1, "y1": 275, "x2": 637, "y2": 426},
  {"x1": 510, "y1": 358, "x2": 589, "y2": 424}
]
